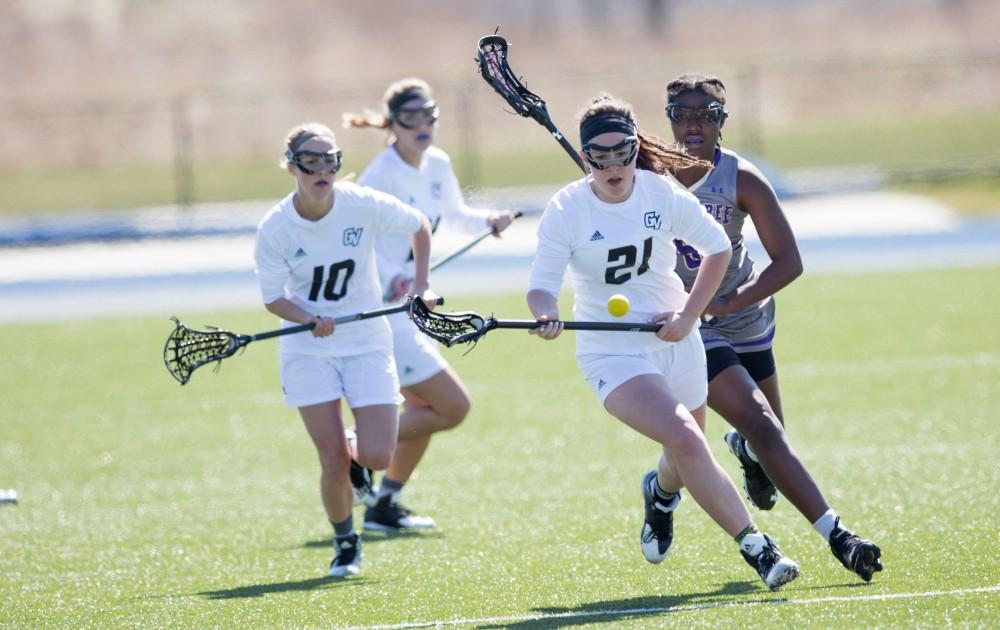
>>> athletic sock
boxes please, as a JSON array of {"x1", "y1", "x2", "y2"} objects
[
  {"x1": 812, "y1": 509, "x2": 840, "y2": 541},
  {"x1": 653, "y1": 476, "x2": 679, "y2": 503},
  {"x1": 735, "y1": 524, "x2": 766, "y2": 557},
  {"x1": 377, "y1": 477, "x2": 405, "y2": 503},
  {"x1": 332, "y1": 515, "x2": 355, "y2": 540}
]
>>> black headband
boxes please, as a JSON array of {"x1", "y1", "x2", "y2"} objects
[
  {"x1": 289, "y1": 131, "x2": 319, "y2": 153},
  {"x1": 580, "y1": 113, "x2": 636, "y2": 146},
  {"x1": 387, "y1": 87, "x2": 431, "y2": 116}
]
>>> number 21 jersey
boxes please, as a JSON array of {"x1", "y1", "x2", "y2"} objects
[{"x1": 529, "y1": 169, "x2": 729, "y2": 355}]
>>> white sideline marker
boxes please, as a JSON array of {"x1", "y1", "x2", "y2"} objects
[{"x1": 352, "y1": 584, "x2": 1000, "y2": 630}]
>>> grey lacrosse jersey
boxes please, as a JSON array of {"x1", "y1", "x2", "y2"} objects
[{"x1": 674, "y1": 147, "x2": 776, "y2": 351}]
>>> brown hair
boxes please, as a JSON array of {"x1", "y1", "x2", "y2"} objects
[
  {"x1": 666, "y1": 73, "x2": 727, "y2": 106},
  {"x1": 576, "y1": 94, "x2": 709, "y2": 177},
  {"x1": 342, "y1": 77, "x2": 433, "y2": 130},
  {"x1": 281, "y1": 122, "x2": 336, "y2": 167}
]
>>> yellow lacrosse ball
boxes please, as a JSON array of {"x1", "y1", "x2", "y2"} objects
[{"x1": 607, "y1": 294, "x2": 630, "y2": 318}]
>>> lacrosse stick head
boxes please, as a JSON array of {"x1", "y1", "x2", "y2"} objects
[
  {"x1": 163, "y1": 318, "x2": 245, "y2": 385},
  {"x1": 476, "y1": 34, "x2": 552, "y2": 127},
  {"x1": 408, "y1": 297, "x2": 496, "y2": 349}
]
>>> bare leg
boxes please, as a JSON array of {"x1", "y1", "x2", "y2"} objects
[
  {"x1": 655, "y1": 405, "x2": 708, "y2": 493},
  {"x1": 298, "y1": 400, "x2": 353, "y2": 523},
  {"x1": 605, "y1": 374, "x2": 751, "y2": 537},
  {"x1": 351, "y1": 403, "x2": 399, "y2": 471},
  {"x1": 756, "y1": 373, "x2": 784, "y2": 423},
  {"x1": 386, "y1": 367, "x2": 470, "y2": 482},
  {"x1": 709, "y1": 365, "x2": 829, "y2": 522}
]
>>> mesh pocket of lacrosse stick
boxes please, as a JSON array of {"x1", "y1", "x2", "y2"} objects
[
  {"x1": 408, "y1": 298, "x2": 496, "y2": 349},
  {"x1": 476, "y1": 35, "x2": 548, "y2": 122},
  {"x1": 163, "y1": 318, "x2": 245, "y2": 384}
]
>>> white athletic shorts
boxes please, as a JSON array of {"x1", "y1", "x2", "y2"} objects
[
  {"x1": 279, "y1": 349, "x2": 404, "y2": 409},
  {"x1": 389, "y1": 313, "x2": 448, "y2": 388},
  {"x1": 577, "y1": 330, "x2": 708, "y2": 410}
]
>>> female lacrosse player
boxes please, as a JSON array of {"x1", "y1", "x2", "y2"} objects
[
  {"x1": 527, "y1": 94, "x2": 800, "y2": 591},
  {"x1": 343, "y1": 78, "x2": 514, "y2": 531},
  {"x1": 254, "y1": 122, "x2": 434, "y2": 577},
  {"x1": 662, "y1": 73, "x2": 881, "y2": 581}
]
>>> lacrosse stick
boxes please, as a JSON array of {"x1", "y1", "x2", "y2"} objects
[
  {"x1": 164, "y1": 296, "x2": 444, "y2": 384},
  {"x1": 408, "y1": 297, "x2": 660, "y2": 349},
  {"x1": 430, "y1": 211, "x2": 524, "y2": 272},
  {"x1": 476, "y1": 34, "x2": 587, "y2": 173}
]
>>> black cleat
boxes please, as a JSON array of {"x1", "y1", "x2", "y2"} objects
[
  {"x1": 740, "y1": 534, "x2": 800, "y2": 591},
  {"x1": 829, "y1": 519, "x2": 883, "y2": 582},
  {"x1": 328, "y1": 532, "x2": 361, "y2": 578},
  {"x1": 364, "y1": 495, "x2": 436, "y2": 531},
  {"x1": 344, "y1": 428, "x2": 373, "y2": 506},
  {"x1": 724, "y1": 431, "x2": 778, "y2": 510},
  {"x1": 640, "y1": 470, "x2": 680, "y2": 564}
]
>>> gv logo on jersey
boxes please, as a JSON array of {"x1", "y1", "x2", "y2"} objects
[
  {"x1": 643, "y1": 210, "x2": 662, "y2": 230},
  {"x1": 342, "y1": 227, "x2": 364, "y2": 247},
  {"x1": 431, "y1": 182, "x2": 442, "y2": 199}
]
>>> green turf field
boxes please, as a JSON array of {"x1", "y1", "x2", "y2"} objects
[{"x1": 2, "y1": 266, "x2": 999, "y2": 628}]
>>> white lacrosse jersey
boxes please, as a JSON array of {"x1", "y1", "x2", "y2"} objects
[
  {"x1": 254, "y1": 183, "x2": 424, "y2": 357},
  {"x1": 529, "y1": 169, "x2": 730, "y2": 356},
  {"x1": 360, "y1": 145, "x2": 491, "y2": 294}
]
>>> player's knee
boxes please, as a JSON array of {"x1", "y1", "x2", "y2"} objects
[
  {"x1": 738, "y1": 410, "x2": 784, "y2": 449},
  {"x1": 354, "y1": 442, "x2": 393, "y2": 470},
  {"x1": 662, "y1": 418, "x2": 705, "y2": 459},
  {"x1": 365, "y1": 450, "x2": 394, "y2": 471},
  {"x1": 318, "y1": 449, "x2": 352, "y2": 478},
  {"x1": 437, "y1": 395, "x2": 471, "y2": 431}
]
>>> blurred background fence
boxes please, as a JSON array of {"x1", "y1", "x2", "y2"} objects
[{"x1": 2, "y1": 0, "x2": 999, "y2": 213}]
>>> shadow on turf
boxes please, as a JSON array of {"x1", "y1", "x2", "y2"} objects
[
  {"x1": 477, "y1": 581, "x2": 762, "y2": 629},
  {"x1": 195, "y1": 575, "x2": 368, "y2": 600},
  {"x1": 301, "y1": 530, "x2": 445, "y2": 549}
]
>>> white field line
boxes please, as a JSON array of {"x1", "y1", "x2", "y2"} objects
[{"x1": 352, "y1": 584, "x2": 1000, "y2": 630}]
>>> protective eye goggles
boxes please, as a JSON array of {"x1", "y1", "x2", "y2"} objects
[
  {"x1": 581, "y1": 136, "x2": 638, "y2": 170},
  {"x1": 665, "y1": 102, "x2": 727, "y2": 124},
  {"x1": 390, "y1": 101, "x2": 439, "y2": 129},
  {"x1": 286, "y1": 148, "x2": 343, "y2": 175}
]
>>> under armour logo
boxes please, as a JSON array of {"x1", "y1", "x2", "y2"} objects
[
  {"x1": 343, "y1": 227, "x2": 363, "y2": 247},
  {"x1": 590, "y1": 230, "x2": 605, "y2": 241},
  {"x1": 643, "y1": 211, "x2": 662, "y2": 230}
]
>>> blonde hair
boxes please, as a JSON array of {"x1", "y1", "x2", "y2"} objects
[{"x1": 342, "y1": 77, "x2": 434, "y2": 131}]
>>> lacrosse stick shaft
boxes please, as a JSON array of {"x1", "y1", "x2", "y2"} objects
[
  {"x1": 248, "y1": 297, "x2": 445, "y2": 342},
  {"x1": 492, "y1": 319, "x2": 662, "y2": 332},
  {"x1": 540, "y1": 120, "x2": 587, "y2": 173},
  {"x1": 430, "y1": 211, "x2": 524, "y2": 272}
]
